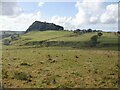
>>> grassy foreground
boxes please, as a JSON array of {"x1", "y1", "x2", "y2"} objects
[{"x1": 2, "y1": 30, "x2": 119, "y2": 88}]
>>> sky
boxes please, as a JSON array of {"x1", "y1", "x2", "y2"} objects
[{"x1": 0, "y1": 0, "x2": 119, "y2": 32}]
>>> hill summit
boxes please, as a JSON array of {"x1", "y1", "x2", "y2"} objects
[{"x1": 25, "y1": 21, "x2": 64, "y2": 33}]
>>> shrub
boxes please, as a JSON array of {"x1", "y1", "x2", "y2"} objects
[
  {"x1": 2, "y1": 70, "x2": 8, "y2": 78},
  {"x1": 3, "y1": 39, "x2": 11, "y2": 45},
  {"x1": 11, "y1": 34, "x2": 20, "y2": 41},
  {"x1": 97, "y1": 32, "x2": 103, "y2": 37},
  {"x1": 87, "y1": 28, "x2": 93, "y2": 32},
  {"x1": 20, "y1": 63, "x2": 31, "y2": 66},
  {"x1": 90, "y1": 35, "x2": 98, "y2": 47},
  {"x1": 14, "y1": 72, "x2": 28, "y2": 80},
  {"x1": 117, "y1": 31, "x2": 120, "y2": 34}
]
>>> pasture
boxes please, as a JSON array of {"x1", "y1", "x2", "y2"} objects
[{"x1": 2, "y1": 31, "x2": 119, "y2": 88}]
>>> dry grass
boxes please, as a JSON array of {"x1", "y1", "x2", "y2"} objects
[{"x1": 2, "y1": 47, "x2": 118, "y2": 88}]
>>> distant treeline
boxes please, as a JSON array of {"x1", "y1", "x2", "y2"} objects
[
  {"x1": 1, "y1": 31, "x2": 24, "y2": 39},
  {"x1": 73, "y1": 28, "x2": 102, "y2": 34},
  {"x1": 73, "y1": 29, "x2": 120, "y2": 34}
]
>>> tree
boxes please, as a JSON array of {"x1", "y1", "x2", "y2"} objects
[
  {"x1": 90, "y1": 35, "x2": 98, "y2": 47},
  {"x1": 87, "y1": 28, "x2": 93, "y2": 32},
  {"x1": 117, "y1": 31, "x2": 120, "y2": 34},
  {"x1": 97, "y1": 32, "x2": 103, "y2": 37},
  {"x1": 93, "y1": 30, "x2": 97, "y2": 32},
  {"x1": 3, "y1": 39, "x2": 11, "y2": 45},
  {"x1": 11, "y1": 34, "x2": 20, "y2": 41}
]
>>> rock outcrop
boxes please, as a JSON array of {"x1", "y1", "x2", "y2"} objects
[{"x1": 25, "y1": 21, "x2": 64, "y2": 33}]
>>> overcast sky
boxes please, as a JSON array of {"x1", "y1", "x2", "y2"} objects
[{"x1": 0, "y1": 0, "x2": 119, "y2": 31}]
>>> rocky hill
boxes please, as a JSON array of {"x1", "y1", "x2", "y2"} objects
[{"x1": 25, "y1": 21, "x2": 64, "y2": 33}]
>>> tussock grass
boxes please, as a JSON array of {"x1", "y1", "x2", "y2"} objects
[{"x1": 2, "y1": 31, "x2": 119, "y2": 88}]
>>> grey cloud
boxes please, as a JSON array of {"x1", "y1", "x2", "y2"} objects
[{"x1": 0, "y1": 2, "x2": 22, "y2": 16}]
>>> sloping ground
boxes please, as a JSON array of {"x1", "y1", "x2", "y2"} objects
[
  {"x1": 8, "y1": 31, "x2": 119, "y2": 51},
  {"x1": 11, "y1": 31, "x2": 73, "y2": 45}
]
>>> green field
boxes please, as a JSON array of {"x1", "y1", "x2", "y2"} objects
[{"x1": 2, "y1": 30, "x2": 119, "y2": 88}]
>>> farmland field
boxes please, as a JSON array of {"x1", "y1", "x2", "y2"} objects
[{"x1": 2, "y1": 31, "x2": 119, "y2": 88}]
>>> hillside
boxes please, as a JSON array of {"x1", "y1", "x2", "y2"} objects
[{"x1": 3, "y1": 30, "x2": 119, "y2": 51}]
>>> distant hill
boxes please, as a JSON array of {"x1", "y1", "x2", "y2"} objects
[
  {"x1": 25, "y1": 21, "x2": 64, "y2": 33},
  {"x1": 0, "y1": 31, "x2": 24, "y2": 39}
]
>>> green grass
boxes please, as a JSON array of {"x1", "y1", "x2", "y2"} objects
[
  {"x1": 3, "y1": 31, "x2": 119, "y2": 50},
  {"x1": 2, "y1": 47, "x2": 118, "y2": 88},
  {"x1": 22, "y1": 30, "x2": 72, "y2": 41},
  {"x1": 10, "y1": 31, "x2": 73, "y2": 45},
  {"x1": 49, "y1": 32, "x2": 96, "y2": 41},
  {"x1": 2, "y1": 30, "x2": 119, "y2": 88}
]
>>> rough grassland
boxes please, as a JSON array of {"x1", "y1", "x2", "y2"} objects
[{"x1": 2, "y1": 31, "x2": 119, "y2": 88}]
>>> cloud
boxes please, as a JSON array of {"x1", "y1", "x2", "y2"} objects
[
  {"x1": 73, "y1": 0, "x2": 104, "y2": 25},
  {"x1": 51, "y1": 0, "x2": 118, "y2": 30},
  {"x1": 0, "y1": 1, "x2": 44, "y2": 31},
  {"x1": 0, "y1": 12, "x2": 41, "y2": 31},
  {"x1": 51, "y1": 16, "x2": 75, "y2": 30},
  {"x1": 90, "y1": 16, "x2": 99, "y2": 24},
  {"x1": 0, "y1": 0, "x2": 118, "y2": 31},
  {"x1": 73, "y1": 0, "x2": 118, "y2": 25},
  {"x1": 0, "y1": 2, "x2": 22, "y2": 16},
  {"x1": 50, "y1": 0, "x2": 104, "y2": 29},
  {"x1": 38, "y1": 1, "x2": 44, "y2": 7},
  {"x1": 100, "y1": 4, "x2": 118, "y2": 24}
]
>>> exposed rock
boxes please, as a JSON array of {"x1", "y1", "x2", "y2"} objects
[{"x1": 25, "y1": 21, "x2": 64, "y2": 33}]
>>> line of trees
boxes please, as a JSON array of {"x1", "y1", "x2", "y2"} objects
[{"x1": 74, "y1": 28, "x2": 102, "y2": 34}]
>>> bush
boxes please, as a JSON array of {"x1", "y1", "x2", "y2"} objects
[
  {"x1": 2, "y1": 70, "x2": 8, "y2": 78},
  {"x1": 11, "y1": 34, "x2": 20, "y2": 41},
  {"x1": 117, "y1": 31, "x2": 120, "y2": 34},
  {"x1": 14, "y1": 72, "x2": 28, "y2": 80},
  {"x1": 90, "y1": 35, "x2": 98, "y2": 47},
  {"x1": 97, "y1": 32, "x2": 103, "y2": 37},
  {"x1": 20, "y1": 63, "x2": 31, "y2": 66},
  {"x1": 3, "y1": 39, "x2": 11, "y2": 45},
  {"x1": 87, "y1": 28, "x2": 92, "y2": 32}
]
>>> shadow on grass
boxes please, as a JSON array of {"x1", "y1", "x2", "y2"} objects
[
  {"x1": 24, "y1": 41, "x2": 90, "y2": 47},
  {"x1": 25, "y1": 41, "x2": 119, "y2": 48},
  {"x1": 3, "y1": 40, "x2": 119, "y2": 51}
]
